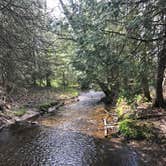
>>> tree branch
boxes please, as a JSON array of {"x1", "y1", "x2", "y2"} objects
[
  {"x1": 104, "y1": 30, "x2": 165, "y2": 42},
  {"x1": 0, "y1": 0, "x2": 13, "y2": 11}
]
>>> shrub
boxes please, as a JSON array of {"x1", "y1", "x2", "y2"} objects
[
  {"x1": 116, "y1": 97, "x2": 133, "y2": 120},
  {"x1": 119, "y1": 119, "x2": 154, "y2": 140}
]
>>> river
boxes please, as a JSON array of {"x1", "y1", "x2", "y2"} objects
[{"x1": 0, "y1": 90, "x2": 144, "y2": 166}]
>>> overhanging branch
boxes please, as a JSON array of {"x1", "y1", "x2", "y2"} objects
[{"x1": 104, "y1": 30, "x2": 165, "y2": 42}]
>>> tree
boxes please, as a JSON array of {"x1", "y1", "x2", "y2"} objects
[
  {"x1": 57, "y1": 0, "x2": 166, "y2": 107},
  {"x1": 58, "y1": 0, "x2": 128, "y2": 105},
  {"x1": 123, "y1": 0, "x2": 166, "y2": 107},
  {"x1": 0, "y1": 0, "x2": 55, "y2": 93}
]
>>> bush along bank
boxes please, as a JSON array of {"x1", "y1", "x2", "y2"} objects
[{"x1": 115, "y1": 96, "x2": 166, "y2": 143}]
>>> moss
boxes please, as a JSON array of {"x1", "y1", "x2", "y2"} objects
[
  {"x1": 118, "y1": 119, "x2": 154, "y2": 140},
  {"x1": 39, "y1": 101, "x2": 62, "y2": 114},
  {"x1": 14, "y1": 108, "x2": 27, "y2": 117},
  {"x1": 39, "y1": 103, "x2": 50, "y2": 110},
  {"x1": 39, "y1": 102, "x2": 53, "y2": 112}
]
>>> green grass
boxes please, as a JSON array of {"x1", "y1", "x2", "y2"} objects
[{"x1": 14, "y1": 108, "x2": 27, "y2": 117}]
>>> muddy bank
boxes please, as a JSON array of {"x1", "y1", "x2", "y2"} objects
[
  {"x1": 0, "y1": 94, "x2": 78, "y2": 131},
  {"x1": 0, "y1": 109, "x2": 40, "y2": 131}
]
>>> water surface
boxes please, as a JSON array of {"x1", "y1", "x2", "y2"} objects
[{"x1": 0, "y1": 91, "x2": 143, "y2": 166}]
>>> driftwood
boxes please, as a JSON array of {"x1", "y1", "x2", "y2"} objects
[
  {"x1": 48, "y1": 102, "x2": 64, "y2": 113},
  {"x1": 39, "y1": 101, "x2": 64, "y2": 114}
]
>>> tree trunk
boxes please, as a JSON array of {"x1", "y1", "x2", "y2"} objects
[
  {"x1": 141, "y1": 76, "x2": 152, "y2": 101},
  {"x1": 109, "y1": 88, "x2": 119, "y2": 107},
  {"x1": 62, "y1": 71, "x2": 66, "y2": 90},
  {"x1": 46, "y1": 73, "x2": 51, "y2": 87},
  {"x1": 97, "y1": 81, "x2": 119, "y2": 106},
  {"x1": 5, "y1": 52, "x2": 15, "y2": 94},
  {"x1": 154, "y1": 46, "x2": 166, "y2": 108},
  {"x1": 46, "y1": 79, "x2": 51, "y2": 87},
  {"x1": 32, "y1": 73, "x2": 37, "y2": 87}
]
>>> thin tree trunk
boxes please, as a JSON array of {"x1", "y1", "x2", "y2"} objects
[
  {"x1": 109, "y1": 84, "x2": 119, "y2": 107},
  {"x1": 46, "y1": 73, "x2": 51, "y2": 87},
  {"x1": 46, "y1": 79, "x2": 51, "y2": 87},
  {"x1": 141, "y1": 76, "x2": 152, "y2": 101},
  {"x1": 62, "y1": 71, "x2": 66, "y2": 90},
  {"x1": 154, "y1": 14, "x2": 166, "y2": 108},
  {"x1": 32, "y1": 73, "x2": 37, "y2": 87},
  {"x1": 154, "y1": 46, "x2": 166, "y2": 107}
]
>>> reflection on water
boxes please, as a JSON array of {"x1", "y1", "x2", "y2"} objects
[{"x1": 0, "y1": 91, "x2": 143, "y2": 166}]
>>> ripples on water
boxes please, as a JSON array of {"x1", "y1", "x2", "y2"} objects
[
  {"x1": 0, "y1": 126, "x2": 96, "y2": 165},
  {"x1": 0, "y1": 91, "x2": 143, "y2": 166}
]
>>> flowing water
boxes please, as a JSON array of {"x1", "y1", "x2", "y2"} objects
[{"x1": 0, "y1": 91, "x2": 144, "y2": 166}]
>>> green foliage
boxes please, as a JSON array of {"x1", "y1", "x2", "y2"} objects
[
  {"x1": 117, "y1": 96, "x2": 155, "y2": 140},
  {"x1": 119, "y1": 119, "x2": 154, "y2": 140},
  {"x1": 135, "y1": 95, "x2": 143, "y2": 104},
  {"x1": 59, "y1": 87, "x2": 79, "y2": 98},
  {"x1": 51, "y1": 80, "x2": 59, "y2": 88},
  {"x1": 0, "y1": 0, "x2": 54, "y2": 91},
  {"x1": 131, "y1": 95, "x2": 152, "y2": 108},
  {"x1": 116, "y1": 97, "x2": 133, "y2": 120},
  {"x1": 59, "y1": 0, "x2": 131, "y2": 103},
  {"x1": 78, "y1": 77, "x2": 91, "y2": 90},
  {"x1": 1, "y1": 0, "x2": 165, "y2": 108},
  {"x1": 14, "y1": 108, "x2": 27, "y2": 117},
  {"x1": 58, "y1": 0, "x2": 159, "y2": 105},
  {"x1": 116, "y1": 101, "x2": 125, "y2": 118}
]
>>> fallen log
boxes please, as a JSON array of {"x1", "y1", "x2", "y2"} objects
[
  {"x1": 137, "y1": 113, "x2": 166, "y2": 120},
  {"x1": 39, "y1": 100, "x2": 64, "y2": 114}
]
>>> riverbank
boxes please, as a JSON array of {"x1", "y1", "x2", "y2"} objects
[
  {"x1": 93, "y1": 106, "x2": 165, "y2": 165},
  {"x1": 0, "y1": 91, "x2": 144, "y2": 166},
  {"x1": 0, "y1": 90, "x2": 165, "y2": 165},
  {"x1": 0, "y1": 87, "x2": 79, "y2": 131},
  {"x1": 103, "y1": 101, "x2": 166, "y2": 166}
]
